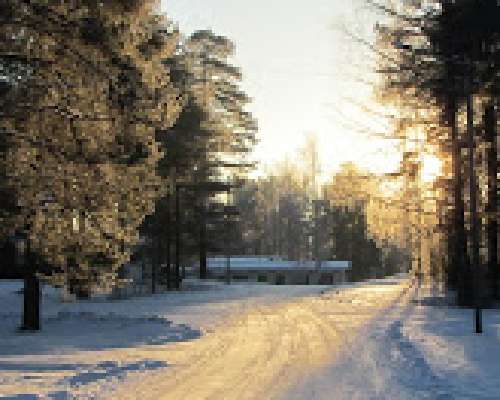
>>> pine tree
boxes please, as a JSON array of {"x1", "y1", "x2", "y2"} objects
[
  {"x1": 144, "y1": 29, "x2": 257, "y2": 284},
  {"x1": 0, "y1": 0, "x2": 182, "y2": 313}
]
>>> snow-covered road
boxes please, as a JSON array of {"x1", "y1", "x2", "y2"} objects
[
  {"x1": 105, "y1": 279, "x2": 411, "y2": 400},
  {"x1": 1, "y1": 277, "x2": 499, "y2": 400}
]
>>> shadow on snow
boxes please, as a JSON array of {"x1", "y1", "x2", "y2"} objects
[
  {"x1": 1, "y1": 359, "x2": 168, "y2": 400},
  {"x1": 0, "y1": 311, "x2": 202, "y2": 356}
]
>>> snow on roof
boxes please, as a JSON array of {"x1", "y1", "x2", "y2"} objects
[{"x1": 201, "y1": 257, "x2": 351, "y2": 271}]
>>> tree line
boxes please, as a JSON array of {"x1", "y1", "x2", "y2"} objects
[
  {"x1": 369, "y1": 0, "x2": 498, "y2": 311},
  {"x1": 232, "y1": 138, "x2": 407, "y2": 282}
]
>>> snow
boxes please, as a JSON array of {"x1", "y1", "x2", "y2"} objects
[
  {"x1": 402, "y1": 291, "x2": 500, "y2": 399},
  {"x1": 284, "y1": 284, "x2": 500, "y2": 400},
  {"x1": 1, "y1": 277, "x2": 499, "y2": 400},
  {"x1": 0, "y1": 279, "x2": 333, "y2": 399}
]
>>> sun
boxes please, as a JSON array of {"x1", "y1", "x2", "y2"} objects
[{"x1": 421, "y1": 154, "x2": 442, "y2": 183}]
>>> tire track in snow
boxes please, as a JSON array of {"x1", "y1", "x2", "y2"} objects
[
  {"x1": 284, "y1": 284, "x2": 457, "y2": 400},
  {"x1": 385, "y1": 318, "x2": 454, "y2": 400},
  {"x1": 104, "y1": 282, "x2": 409, "y2": 400}
]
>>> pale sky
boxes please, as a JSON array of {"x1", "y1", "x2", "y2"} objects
[{"x1": 161, "y1": 0, "x2": 401, "y2": 177}]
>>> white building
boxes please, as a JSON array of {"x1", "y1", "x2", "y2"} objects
[{"x1": 192, "y1": 256, "x2": 351, "y2": 285}]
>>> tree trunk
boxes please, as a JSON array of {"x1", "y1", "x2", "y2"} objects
[
  {"x1": 485, "y1": 103, "x2": 498, "y2": 299},
  {"x1": 67, "y1": 257, "x2": 90, "y2": 300},
  {"x1": 151, "y1": 238, "x2": 157, "y2": 294},
  {"x1": 449, "y1": 97, "x2": 469, "y2": 306},
  {"x1": 199, "y1": 205, "x2": 207, "y2": 279},
  {"x1": 287, "y1": 217, "x2": 292, "y2": 260},
  {"x1": 166, "y1": 193, "x2": 172, "y2": 289},
  {"x1": 175, "y1": 185, "x2": 181, "y2": 289},
  {"x1": 22, "y1": 272, "x2": 40, "y2": 331},
  {"x1": 75, "y1": 284, "x2": 90, "y2": 299},
  {"x1": 467, "y1": 87, "x2": 482, "y2": 332}
]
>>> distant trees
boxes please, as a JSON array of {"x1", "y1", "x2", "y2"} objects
[
  {"x1": 234, "y1": 160, "x2": 310, "y2": 260},
  {"x1": 233, "y1": 153, "x2": 404, "y2": 281},
  {"x1": 0, "y1": 0, "x2": 182, "y2": 326},
  {"x1": 329, "y1": 205, "x2": 382, "y2": 281},
  {"x1": 324, "y1": 163, "x2": 407, "y2": 280}
]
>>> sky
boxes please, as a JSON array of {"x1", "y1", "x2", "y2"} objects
[{"x1": 161, "y1": 0, "x2": 401, "y2": 178}]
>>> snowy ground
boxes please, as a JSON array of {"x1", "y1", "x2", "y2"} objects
[
  {"x1": 1, "y1": 276, "x2": 499, "y2": 399},
  {"x1": 0, "y1": 279, "x2": 334, "y2": 399},
  {"x1": 284, "y1": 285, "x2": 500, "y2": 400}
]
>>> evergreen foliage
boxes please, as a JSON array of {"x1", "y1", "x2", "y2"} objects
[{"x1": 0, "y1": 0, "x2": 182, "y2": 289}]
